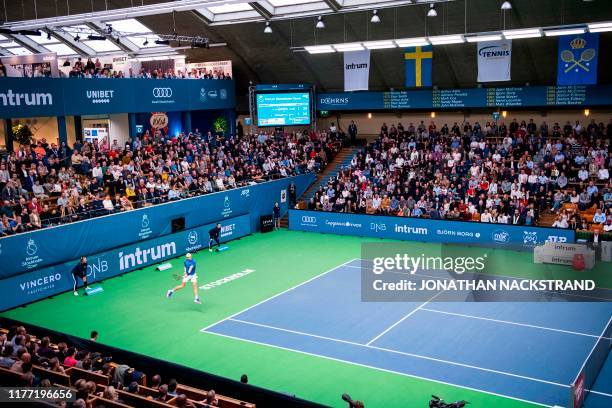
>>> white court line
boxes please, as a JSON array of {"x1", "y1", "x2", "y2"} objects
[
  {"x1": 365, "y1": 290, "x2": 445, "y2": 346},
  {"x1": 200, "y1": 258, "x2": 359, "y2": 332},
  {"x1": 224, "y1": 317, "x2": 569, "y2": 389},
  {"x1": 572, "y1": 316, "x2": 612, "y2": 385},
  {"x1": 204, "y1": 330, "x2": 552, "y2": 407},
  {"x1": 344, "y1": 264, "x2": 612, "y2": 301},
  {"x1": 420, "y1": 308, "x2": 612, "y2": 341}
]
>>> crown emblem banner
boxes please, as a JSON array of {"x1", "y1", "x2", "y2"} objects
[{"x1": 557, "y1": 33, "x2": 599, "y2": 85}]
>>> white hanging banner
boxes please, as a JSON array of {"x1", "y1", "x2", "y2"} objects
[
  {"x1": 477, "y1": 40, "x2": 512, "y2": 82},
  {"x1": 344, "y1": 50, "x2": 370, "y2": 91}
]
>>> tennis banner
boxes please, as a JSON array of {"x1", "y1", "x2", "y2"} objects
[
  {"x1": 557, "y1": 33, "x2": 599, "y2": 85},
  {"x1": 477, "y1": 40, "x2": 512, "y2": 82},
  {"x1": 344, "y1": 50, "x2": 370, "y2": 91}
]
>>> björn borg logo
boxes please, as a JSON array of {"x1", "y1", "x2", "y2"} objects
[{"x1": 152, "y1": 88, "x2": 172, "y2": 98}]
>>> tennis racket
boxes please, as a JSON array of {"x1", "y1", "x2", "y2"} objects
[{"x1": 172, "y1": 273, "x2": 183, "y2": 281}]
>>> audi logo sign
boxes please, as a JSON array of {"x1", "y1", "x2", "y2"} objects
[
  {"x1": 152, "y1": 88, "x2": 173, "y2": 98},
  {"x1": 301, "y1": 216, "x2": 316, "y2": 223}
]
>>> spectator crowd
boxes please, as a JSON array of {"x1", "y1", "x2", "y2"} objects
[
  {"x1": 0, "y1": 324, "x2": 226, "y2": 407},
  {"x1": 0, "y1": 127, "x2": 339, "y2": 236},
  {"x1": 308, "y1": 117, "x2": 611, "y2": 231}
]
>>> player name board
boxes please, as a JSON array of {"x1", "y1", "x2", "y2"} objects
[{"x1": 317, "y1": 84, "x2": 612, "y2": 111}]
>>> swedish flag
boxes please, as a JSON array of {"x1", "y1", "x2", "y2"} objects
[{"x1": 405, "y1": 45, "x2": 433, "y2": 87}]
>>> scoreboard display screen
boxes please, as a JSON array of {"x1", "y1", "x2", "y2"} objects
[
  {"x1": 317, "y1": 85, "x2": 612, "y2": 111},
  {"x1": 257, "y1": 92, "x2": 311, "y2": 126}
]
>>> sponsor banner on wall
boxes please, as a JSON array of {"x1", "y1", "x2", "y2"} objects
[
  {"x1": 0, "y1": 77, "x2": 235, "y2": 119},
  {"x1": 0, "y1": 53, "x2": 59, "y2": 78},
  {"x1": 289, "y1": 210, "x2": 575, "y2": 249},
  {"x1": 0, "y1": 214, "x2": 251, "y2": 311},
  {"x1": 186, "y1": 60, "x2": 233, "y2": 78},
  {"x1": 0, "y1": 173, "x2": 315, "y2": 278},
  {"x1": 344, "y1": 50, "x2": 370, "y2": 91},
  {"x1": 477, "y1": 40, "x2": 512, "y2": 82}
]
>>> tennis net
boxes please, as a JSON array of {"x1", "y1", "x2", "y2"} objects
[{"x1": 568, "y1": 316, "x2": 612, "y2": 408}]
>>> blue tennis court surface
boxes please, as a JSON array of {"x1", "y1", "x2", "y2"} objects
[{"x1": 202, "y1": 259, "x2": 612, "y2": 407}]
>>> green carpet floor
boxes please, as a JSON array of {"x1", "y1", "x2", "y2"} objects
[{"x1": 3, "y1": 230, "x2": 609, "y2": 408}]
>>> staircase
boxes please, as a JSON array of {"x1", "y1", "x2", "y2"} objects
[{"x1": 279, "y1": 146, "x2": 361, "y2": 228}]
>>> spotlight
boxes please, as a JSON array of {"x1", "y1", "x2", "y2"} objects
[
  {"x1": 501, "y1": 1, "x2": 512, "y2": 10},
  {"x1": 264, "y1": 22, "x2": 272, "y2": 34},
  {"x1": 106, "y1": 24, "x2": 113, "y2": 33},
  {"x1": 371, "y1": 10, "x2": 380, "y2": 24},
  {"x1": 155, "y1": 39, "x2": 170, "y2": 45},
  {"x1": 143, "y1": 39, "x2": 149, "y2": 46},
  {"x1": 18, "y1": 29, "x2": 41, "y2": 36},
  {"x1": 173, "y1": 31, "x2": 178, "y2": 40},
  {"x1": 87, "y1": 35, "x2": 106, "y2": 41},
  {"x1": 427, "y1": 4, "x2": 437, "y2": 17},
  {"x1": 316, "y1": 16, "x2": 325, "y2": 29},
  {"x1": 191, "y1": 41, "x2": 209, "y2": 49},
  {"x1": 74, "y1": 34, "x2": 81, "y2": 42},
  {"x1": 47, "y1": 31, "x2": 52, "y2": 40}
]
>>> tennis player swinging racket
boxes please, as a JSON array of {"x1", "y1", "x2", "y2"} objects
[{"x1": 166, "y1": 253, "x2": 201, "y2": 304}]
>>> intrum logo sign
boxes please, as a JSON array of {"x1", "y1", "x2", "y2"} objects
[
  {"x1": 0, "y1": 90, "x2": 53, "y2": 106},
  {"x1": 394, "y1": 224, "x2": 428, "y2": 235},
  {"x1": 152, "y1": 88, "x2": 173, "y2": 98}
]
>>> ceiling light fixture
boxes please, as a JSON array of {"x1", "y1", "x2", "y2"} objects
[
  {"x1": 74, "y1": 34, "x2": 80, "y2": 42},
  {"x1": 304, "y1": 45, "x2": 335, "y2": 54},
  {"x1": 544, "y1": 28, "x2": 586, "y2": 36},
  {"x1": 264, "y1": 22, "x2": 272, "y2": 34},
  {"x1": 363, "y1": 40, "x2": 396, "y2": 50},
  {"x1": 502, "y1": 28, "x2": 541, "y2": 39},
  {"x1": 428, "y1": 34, "x2": 465, "y2": 45},
  {"x1": 316, "y1": 16, "x2": 325, "y2": 29},
  {"x1": 333, "y1": 42, "x2": 365, "y2": 52},
  {"x1": 394, "y1": 37, "x2": 429, "y2": 47},
  {"x1": 501, "y1": 1, "x2": 512, "y2": 10},
  {"x1": 588, "y1": 21, "x2": 612, "y2": 33},
  {"x1": 465, "y1": 34, "x2": 503, "y2": 42},
  {"x1": 371, "y1": 10, "x2": 380, "y2": 24},
  {"x1": 427, "y1": 4, "x2": 437, "y2": 18}
]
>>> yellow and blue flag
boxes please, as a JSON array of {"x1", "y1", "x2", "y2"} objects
[
  {"x1": 557, "y1": 33, "x2": 598, "y2": 85},
  {"x1": 404, "y1": 45, "x2": 433, "y2": 87}
]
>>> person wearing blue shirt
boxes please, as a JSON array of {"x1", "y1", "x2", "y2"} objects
[{"x1": 166, "y1": 253, "x2": 201, "y2": 304}]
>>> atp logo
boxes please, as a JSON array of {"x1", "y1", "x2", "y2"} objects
[{"x1": 26, "y1": 239, "x2": 38, "y2": 256}]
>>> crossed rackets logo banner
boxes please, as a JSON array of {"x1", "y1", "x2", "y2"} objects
[{"x1": 557, "y1": 33, "x2": 599, "y2": 86}]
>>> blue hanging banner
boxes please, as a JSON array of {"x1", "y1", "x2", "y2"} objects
[
  {"x1": 404, "y1": 46, "x2": 433, "y2": 88},
  {"x1": 557, "y1": 33, "x2": 599, "y2": 85}
]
